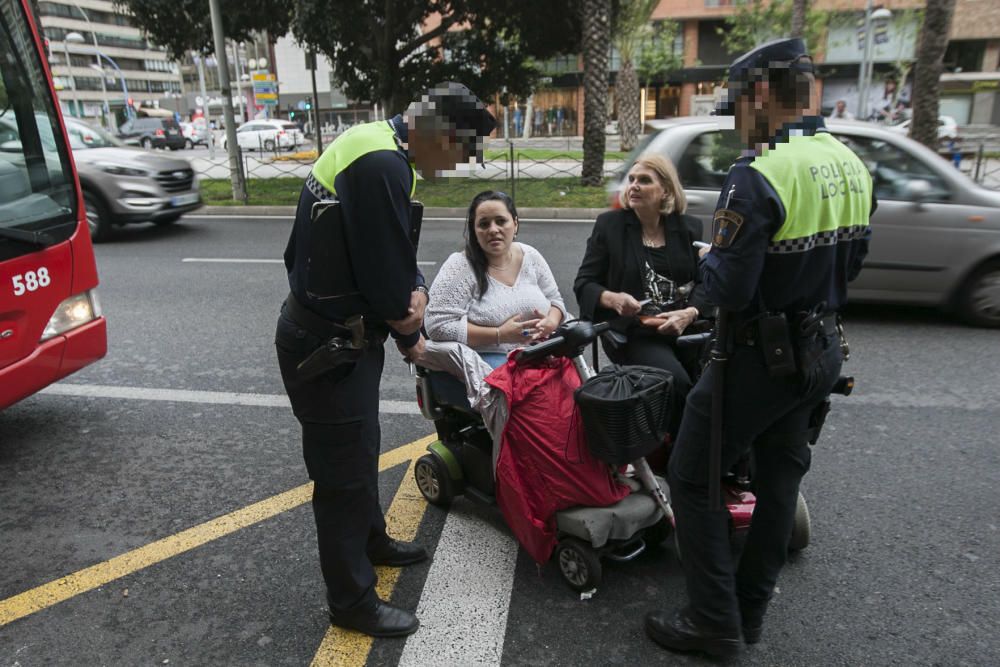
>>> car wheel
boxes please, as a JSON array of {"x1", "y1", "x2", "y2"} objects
[
  {"x1": 83, "y1": 191, "x2": 112, "y2": 242},
  {"x1": 263, "y1": 138, "x2": 276, "y2": 152},
  {"x1": 958, "y1": 260, "x2": 1000, "y2": 328},
  {"x1": 184, "y1": 139, "x2": 194, "y2": 149},
  {"x1": 140, "y1": 137, "x2": 153, "y2": 150}
]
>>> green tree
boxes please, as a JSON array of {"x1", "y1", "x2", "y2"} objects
[
  {"x1": 113, "y1": 0, "x2": 295, "y2": 60},
  {"x1": 718, "y1": 0, "x2": 829, "y2": 55},
  {"x1": 581, "y1": 0, "x2": 612, "y2": 186},
  {"x1": 291, "y1": 1, "x2": 581, "y2": 115},
  {"x1": 611, "y1": 0, "x2": 659, "y2": 152}
]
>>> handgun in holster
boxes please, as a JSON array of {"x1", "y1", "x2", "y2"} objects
[{"x1": 296, "y1": 315, "x2": 366, "y2": 383}]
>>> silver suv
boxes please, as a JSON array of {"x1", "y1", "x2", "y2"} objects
[{"x1": 65, "y1": 119, "x2": 202, "y2": 241}]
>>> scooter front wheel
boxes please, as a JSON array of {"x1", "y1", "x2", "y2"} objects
[
  {"x1": 555, "y1": 537, "x2": 602, "y2": 592},
  {"x1": 415, "y1": 454, "x2": 453, "y2": 507}
]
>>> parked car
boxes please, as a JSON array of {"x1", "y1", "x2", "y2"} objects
[
  {"x1": 118, "y1": 116, "x2": 186, "y2": 151},
  {"x1": 610, "y1": 117, "x2": 1000, "y2": 327},
  {"x1": 220, "y1": 119, "x2": 305, "y2": 152},
  {"x1": 180, "y1": 121, "x2": 211, "y2": 149},
  {"x1": 885, "y1": 115, "x2": 959, "y2": 145},
  {"x1": 64, "y1": 118, "x2": 202, "y2": 241}
]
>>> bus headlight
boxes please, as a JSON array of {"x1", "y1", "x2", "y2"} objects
[{"x1": 41, "y1": 290, "x2": 102, "y2": 341}]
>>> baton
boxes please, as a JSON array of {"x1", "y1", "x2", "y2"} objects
[{"x1": 708, "y1": 309, "x2": 729, "y2": 512}]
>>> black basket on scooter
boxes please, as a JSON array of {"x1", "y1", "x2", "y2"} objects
[{"x1": 573, "y1": 365, "x2": 674, "y2": 465}]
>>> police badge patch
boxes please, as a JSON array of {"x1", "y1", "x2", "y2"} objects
[{"x1": 712, "y1": 209, "x2": 744, "y2": 248}]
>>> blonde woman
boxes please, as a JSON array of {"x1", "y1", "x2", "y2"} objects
[{"x1": 573, "y1": 153, "x2": 709, "y2": 442}]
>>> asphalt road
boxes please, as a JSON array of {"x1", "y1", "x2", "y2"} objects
[{"x1": 1, "y1": 212, "x2": 998, "y2": 666}]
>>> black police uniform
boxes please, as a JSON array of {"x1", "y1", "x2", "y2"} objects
[
  {"x1": 275, "y1": 114, "x2": 424, "y2": 617},
  {"x1": 665, "y1": 39, "x2": 875, "y2": 640}
]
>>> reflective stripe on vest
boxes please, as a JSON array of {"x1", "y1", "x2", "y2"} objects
[
  {"x1": 750, "y1": 133, "x2": 872, "y2": 254},
  {"x1": 310, "y1": 120, "x2": 416, "y2": 198}
]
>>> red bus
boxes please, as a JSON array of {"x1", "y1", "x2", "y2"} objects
[{"x1": 0, "y1": 0, "x2": 106, "y2": 409}]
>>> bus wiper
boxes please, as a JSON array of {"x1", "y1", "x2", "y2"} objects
[{"x1": 0, "y1": 226, "x2": 56, "y2": 246}]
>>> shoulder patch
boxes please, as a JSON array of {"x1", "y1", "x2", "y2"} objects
[{"x1": 712, "y1": 209, "x2": 744, "y2": 248}]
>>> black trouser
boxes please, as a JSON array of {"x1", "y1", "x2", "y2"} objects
[
  {"x1": 275, "y1": 309, "x2": 390, "y2": 614},
  {"x1": 621, "y1": 334, "x2": 694, "y2": 442},
  {"x1": 667, "y1": 331, "x2": 842, "y2": 630}
]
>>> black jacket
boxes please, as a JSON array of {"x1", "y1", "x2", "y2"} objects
[{"x1": 574, "y1": 208, "x2": 710, "y2": 330}]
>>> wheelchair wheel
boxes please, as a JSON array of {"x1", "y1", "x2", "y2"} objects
[
  {"x1": 788, "y1": 492, "x2": 811, "y2": 552},
  {"x1": 415, "y1": 454, "x2": 453, "y2": 508},
  {"x1": 556, "y1": 537, "x2": 602, "y2": 592}
]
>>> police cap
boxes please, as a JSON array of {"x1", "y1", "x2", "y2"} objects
[
  {"x1": 715, "y1": 38, "x2": 814, "y2": 116},
  {"x1": 418, "y1": 82, "x2": 497, "y2": 164}
]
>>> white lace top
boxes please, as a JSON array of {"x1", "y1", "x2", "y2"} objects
[{"x1": 425, "y1": 243, "x2": 568, "y2": 354}]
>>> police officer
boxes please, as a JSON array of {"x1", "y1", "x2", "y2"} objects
[
  {"x1": 276, "y1": 83, "x2": 496, "y2": 638},
  {"x1": 644, "y1": 39, "x2": 874, "y2": 656}
]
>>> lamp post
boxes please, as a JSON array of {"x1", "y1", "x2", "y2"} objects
[
  {"x1": 62, "y1": 31, "x2": 86, "y2": 117},
  {"x1": 68, "y1": 3, "x2": 109, "y2": 128},
  {"x1": 855, "y1": 1, "x2": 893, "y2": 120}
]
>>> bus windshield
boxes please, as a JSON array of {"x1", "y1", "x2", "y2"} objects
[{"x1": 0, "y1": 0, "x2": 78, "y2": 260}]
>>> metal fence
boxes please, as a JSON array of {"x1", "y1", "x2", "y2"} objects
[{"x1": 189, "y1": 141, "x2": 625, "y2": 203}]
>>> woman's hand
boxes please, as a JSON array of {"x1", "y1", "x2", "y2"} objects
[
  {"x1": 528, "y1": 308, "x2": 560, "y2": 342},
  {"x1": 600, "y1": 291, "x2": 642, "y2": 317},
  {"x1": 498, "y1": 313, "x2": 541, "y2": 344},
  {"x1": 654, "y1": 307, "x2": 699, "y2": 336}
]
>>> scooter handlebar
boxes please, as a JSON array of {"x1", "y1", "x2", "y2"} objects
[{"x1": 516, "y1": 320, "x2": 610, "y2": 364}]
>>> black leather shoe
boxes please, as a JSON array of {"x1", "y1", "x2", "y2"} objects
[
  {"x1": 329, "y1": 599, "x2": 419, "y2": 638},
  {"x1": 368, "y1": 538, "x2": 428, "y2": 567},
  {"x1": 739, "y1": 599, "x2": 768, "y2": 645},
  {"x1": 645, "y1": 608, "x2": 742, "y2": 658}
]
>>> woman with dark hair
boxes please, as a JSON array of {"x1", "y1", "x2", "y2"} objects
[{"x1": 424, "y1": 191, "x2": 567, "y2": 368}]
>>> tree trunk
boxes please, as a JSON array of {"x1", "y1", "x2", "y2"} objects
[
  {"x1": 790, "y1": 0, "x2": 808, "y2": 39},
  {"x1": 617, "y1": 58, "x2": 641, "y2": 152},
  {"x1": 581, "y1": 0, "x2": 611, "y2": 186},
  {"x1": 911, "y1": 0, "x2": 956, "y2": 150}
]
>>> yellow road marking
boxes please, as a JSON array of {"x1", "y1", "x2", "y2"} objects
[
  {"x1": 309, "y1": 455, "x2": 430, "y2": 666},
  {"x1": 0, "y1": 435, "x2": 435, "y2": 628}
]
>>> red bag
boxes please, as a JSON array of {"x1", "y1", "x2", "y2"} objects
[{"x1": 486, "y1": 354, "x2": 629, "y2": 563}]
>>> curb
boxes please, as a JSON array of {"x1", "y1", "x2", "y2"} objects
[{"x1": 197, "y1": 205, "x2": 604, "y2": 220}]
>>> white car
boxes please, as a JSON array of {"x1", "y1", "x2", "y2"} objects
[
  {"x1": 220, "y1": 120, "x2": 305, "y2": 152},
  {"x1": 886, "y1": 115, "x2": 959, "y2": 144}
]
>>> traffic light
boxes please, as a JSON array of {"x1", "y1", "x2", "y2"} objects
[
  {"x1": 304, "y1": 100, "x2": 312, "y2": 111},
  {"x1": 289, "y1": 111, "x2": 296, "y2": 119}
]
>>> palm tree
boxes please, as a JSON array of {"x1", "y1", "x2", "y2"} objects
[
  {"x1": 911, "y1": 0, "x2": 957, "y2": 150},
  {"x1": 612, "y1": 0, "x2": 659, "y2": 152},
  {"x1": 581, "y1": 0, "x2": 611, "y2": 186},
  {"x1": 791, "y1": 0, "x2": 808, "y2": 38}
]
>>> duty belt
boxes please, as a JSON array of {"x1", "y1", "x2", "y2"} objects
[
  {"x1": 733, "y1": 311, "x2": 838, "y2": 347},
  {"x1": 283, "y1": 292, "x2": 387, "y2": 347}
]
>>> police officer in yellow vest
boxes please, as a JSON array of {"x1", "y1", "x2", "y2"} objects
[
  {"x1": 645, "y1": 40, "x2": 874, "y2": 657},
  {"x1": 276, "y1": 83, "x2": 496, "y2": 638}
]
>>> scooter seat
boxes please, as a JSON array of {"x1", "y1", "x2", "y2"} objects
[
  {"x1": 556, "y1": 476, "x2": 667, "y2": 549},
  {"x1": 421, "y1": 368, "x2": 479, "y2": 415}
]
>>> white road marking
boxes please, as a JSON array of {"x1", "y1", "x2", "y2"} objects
[
  {"x1": 39, "y1": 383, "x2": 421, "y2": 414},
  {"x1": 182, "y1": 258, "x2": 284, "y2": 264},
  {"x1": 399, "y1": 508, "x2": 518, "y2": 667}
]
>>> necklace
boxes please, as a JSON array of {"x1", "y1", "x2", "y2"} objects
[{"x1": 642, "y1": 230, "x2": 664, "y2": 248}]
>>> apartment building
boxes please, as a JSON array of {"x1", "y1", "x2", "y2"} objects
[
  {"x1": 515, "y1": 0, "x2": 1000, "y2": 137},
  {"x1": 37, "y1": 0, "x2": 182, "y2": 127}
]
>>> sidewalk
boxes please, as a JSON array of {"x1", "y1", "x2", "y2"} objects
[{"x1": 196, "y1": 205, "x2": 606, "y2": 220}]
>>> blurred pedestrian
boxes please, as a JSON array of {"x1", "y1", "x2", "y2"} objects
[{"x1": 828, "y1": 99, "x2": 854, "y2": 120}]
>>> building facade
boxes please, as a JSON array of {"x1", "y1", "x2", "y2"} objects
[
  {"x1": 506, "y1": 0, "x2": 1000, "y2": 137},
  {"x1": 36, "y1": 0, "x2": 183, "y2": 127}
]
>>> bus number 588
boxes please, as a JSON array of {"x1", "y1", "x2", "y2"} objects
[{"x1": 11, "y1": 268, "x2": 51, "y2": 296}]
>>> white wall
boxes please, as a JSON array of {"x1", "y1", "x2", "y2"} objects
[{"x1": 273, "y1": 34, "x2": 331, "y2": 96}]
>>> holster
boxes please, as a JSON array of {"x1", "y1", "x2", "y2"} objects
[{"x1": 296, "y1": 336, "x2": 364, "y2": 383}]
